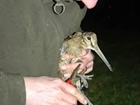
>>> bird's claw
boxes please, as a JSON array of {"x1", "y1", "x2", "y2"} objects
[
  {"x1": 82, "y1": 74, "x2": 94, "y2": 80},
  {"x1": 77, "y1": 74, "x2": 94, "y2": 89}
]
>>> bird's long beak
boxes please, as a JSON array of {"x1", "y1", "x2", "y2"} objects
[{"x1": 91, "y1": 45, "x2": 113, "y2": 72}]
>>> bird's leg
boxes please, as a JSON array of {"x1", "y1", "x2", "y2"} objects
[
  {"x1": 75, "y1": 68, "x2": 94, "y2": 105},
  {"x1": 84, "y1": 95, "x2": 93, "y2": 105},
  {"x1": 76, "y1": 80, "x2": 94, "y2": 105},
  {"x1": 65, "y1": 64, "x2": 94, "y2": 105},
  {"x1": 82, "y1": 93, "x2": 93, "y2": 105},
  {"x1": 77, "y1": 67, "x2": 94, "y2": 89}
]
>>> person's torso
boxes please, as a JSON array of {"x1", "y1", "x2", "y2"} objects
[{"x1": 0, "y1": 0, "x2": 86, "y2": 77}]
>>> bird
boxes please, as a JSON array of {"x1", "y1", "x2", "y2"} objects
[
  {"x1": 58, "y1": 31, "x2": 112, "y2": 81},
  {"x1": 58, "y1": 32, "x2": 113, "y2": 105}
]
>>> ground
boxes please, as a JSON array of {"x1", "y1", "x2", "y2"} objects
[{"x1": 81, "y1": 18, "x2": 140, "y2": 105}]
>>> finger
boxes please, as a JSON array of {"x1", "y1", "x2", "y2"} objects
[
  {"x1": 61, "y1": 82, "x2": 87, "y2": 105},
  {"x1": 82, "y1": 50, "x2": 94, "y2": 60},
  {"x1": 61, "y1": 90, "x2": 77, "y2": 105},
  {"x1": 80, "y1": 49, "x2": 89, "y2": 56},
  {"x1": 79, "y1": 58, "x2": 93, "y2": 70},
  {"x1": 60, "y1": 63, "x2": 80, "y2": 70},
  {"x1": 61, "y1": 63, "x2": 81, "y2": 78},
  {"x1": 80, "y1": 50, "x2": 94, "y2": 67},
  {"x1": 77, "y1": 61, "x2": 93, "y2": 74},
  {"x1": 52, "y1": 79, "x2": 78, "y2": 104},
  {"x1": 85, "y1": 61, "x2": 94, "y2": 74},
  {"x1": 52, "y1": 96, "x2": 76, "y2": 105},
  {"x1": 61, "y1": 100, "x2": 76, "y2": 105}
]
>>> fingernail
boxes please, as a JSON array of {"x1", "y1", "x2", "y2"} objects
[
  {"x1": 60, "y1": 66, "x2": 66, "y2": 70},
  {"x1": 64, "y1": 74, "x2": 71, "y2": 78},
  {"x1": 84, "y1": 99, "x2": 87, "y2": 105}
]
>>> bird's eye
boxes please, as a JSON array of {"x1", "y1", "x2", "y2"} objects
[{"x1": 87, "y1": 37, "x2": 91, "y2": 40}]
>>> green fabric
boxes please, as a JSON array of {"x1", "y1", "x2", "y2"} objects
[
  {"x1": 0, "y1": 0, "x2": 86, "y2": 105},
  {"x1": 0, "y1": 71, "x2": 25, "y2": 105}
]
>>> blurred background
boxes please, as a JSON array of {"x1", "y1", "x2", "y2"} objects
[{"x1": 81, "y1": 0, "x2": 140, "y2": 105}]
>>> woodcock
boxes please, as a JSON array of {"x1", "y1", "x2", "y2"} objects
[{"x1": 58, "y1": 32, "x2": 113, "y2": 105}]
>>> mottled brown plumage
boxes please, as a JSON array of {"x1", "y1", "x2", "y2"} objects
[{"x1": 58, "y1": 32, "x2": 112, "y2": 81}]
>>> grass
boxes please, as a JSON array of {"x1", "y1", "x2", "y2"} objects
[{"x1": 84, "y1": 27, "x2": 140, "y2": 105}]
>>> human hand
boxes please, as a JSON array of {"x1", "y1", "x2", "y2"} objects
[
  {"x1": 81, "y1": 0, "x2": 98, "y2": 9},
  {"x1": 60, "y1": 49, "x2": 94, "y2": 78},
  {"x1": 24, "y1": 76, "x2": 87, "y2": 105}
]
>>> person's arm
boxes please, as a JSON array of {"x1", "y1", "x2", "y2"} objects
[
  {"x1": 0, "y1": 70, "x2": 25, "y2": 105},
  {"x1": 24, "y1": 76, "x2": 87, "y2": 105},
  {"x1": 0, "y1": 70, "x2": 87, "y2": 105}
]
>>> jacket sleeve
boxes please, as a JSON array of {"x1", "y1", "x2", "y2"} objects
[{"x1": 0, "y1": 70, "x2": 26, "y2": 105}]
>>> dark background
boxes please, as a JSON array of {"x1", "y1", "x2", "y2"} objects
[
  {"x1": 82, "y1": 0, "x2": 140, "y2": 31},
  {"x1": 81, "y1": 0, "x2": 140, "y2": 105}
]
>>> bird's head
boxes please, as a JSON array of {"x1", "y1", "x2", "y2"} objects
[{"x1": 81, "y1": 32, "x2": 113, "y2": 72}]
